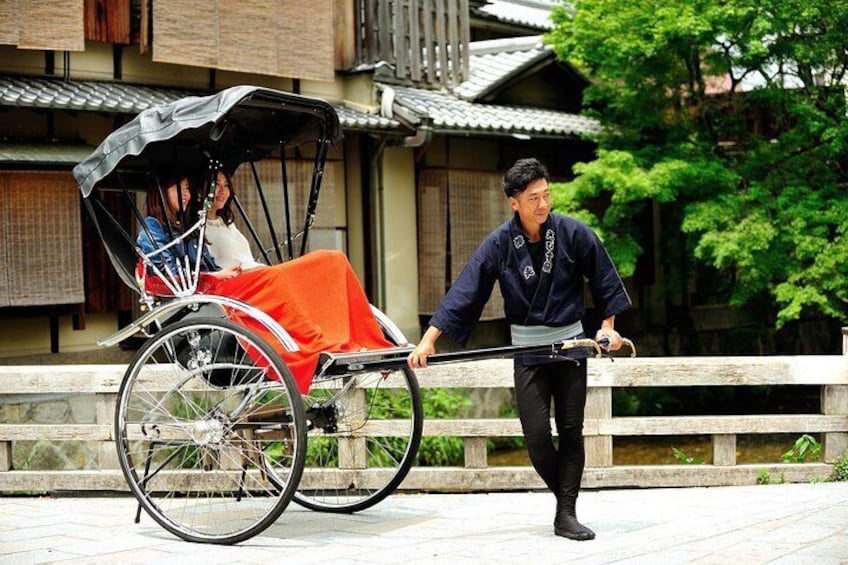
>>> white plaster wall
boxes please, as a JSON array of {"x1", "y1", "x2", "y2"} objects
[
  {"x1": 0, "y1": 313, "x2": 120, "y2": 358},
  {"x1": 379, "y1": 147, "x2": 419, "y2": 341}
]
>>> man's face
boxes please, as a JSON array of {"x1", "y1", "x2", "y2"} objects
[{"x1": 509, "y1": 178, "x2": 551, "y2": 235}]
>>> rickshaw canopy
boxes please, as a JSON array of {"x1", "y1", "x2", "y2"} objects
[{"x1": 73, "y1": 85, "x2": 341, "y2": 197}]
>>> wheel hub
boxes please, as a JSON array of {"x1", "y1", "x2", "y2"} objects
[{"x1": 192, "y1": 418, "x2": 225, "y2": 445}]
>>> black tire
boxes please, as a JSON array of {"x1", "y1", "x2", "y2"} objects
[
  {"x1": 115, "y1": 317, "x2": 306, "y2": 544},
  {"x1": 294, "y1": 365, "x2": 422, "y2": 513}
]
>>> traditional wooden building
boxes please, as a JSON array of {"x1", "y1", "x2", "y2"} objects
[{"x1": 0, "y1": 0, "x2": 602, "y2": 356}]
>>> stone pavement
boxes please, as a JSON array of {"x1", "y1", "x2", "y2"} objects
[{"x1": 1, "y1": 483, "x2": 847, "y2": 564}]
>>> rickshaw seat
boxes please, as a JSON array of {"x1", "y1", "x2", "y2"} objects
[{"x1": 134, "y1": 261, "x2": 217, "y2": 297}]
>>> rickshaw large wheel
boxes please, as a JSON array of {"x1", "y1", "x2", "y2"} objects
[
  {"x1": 115, "y1": 317, "x2": 306, "y2": 545},
  {"x1": 294, "y1": 365, "x2": 422, "y2": 513}
]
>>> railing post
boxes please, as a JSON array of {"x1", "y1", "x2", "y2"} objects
[
  {"x1": 0, "y1": 441, "x2": 10, "y2": 471},
  {"x1": 712, "y1": 434, "x2": 737, "y2": 466},
  {"x1": 585, "y1": 386, "x2": 612, "y2": 467},
  {"x1": 822, "y1": 327, "x2": 848, "y2": 462},
  {"x1": 338, "y1": 388, "x2": 367, "y2": 469},
  {"x1": 96, "y1": 393, "x2": 119, "y2": 470},
  {"x1": 463, "y1": 438, "x2": 487, "y2": 469}
]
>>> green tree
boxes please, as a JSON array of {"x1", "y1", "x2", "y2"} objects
[{"x1": 547, "y1": 0, "x2": 848, "y2": 327}]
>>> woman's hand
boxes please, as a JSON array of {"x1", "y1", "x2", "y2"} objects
[{"x1": 209, "y1": 264, "x2": 242, "y2": 280}]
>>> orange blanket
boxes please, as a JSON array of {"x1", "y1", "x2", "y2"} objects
[{"x1": 208, "y1": 249, "x2": 393, "y2": 392}]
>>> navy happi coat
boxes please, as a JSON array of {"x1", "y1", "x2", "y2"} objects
[{"x1": 429, "y1": 212, "x2": 631, "y2": 346}]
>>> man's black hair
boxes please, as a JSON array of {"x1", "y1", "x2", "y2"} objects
[{"x1": 503, "y1": 157, "x2": 550, "y2": 198}]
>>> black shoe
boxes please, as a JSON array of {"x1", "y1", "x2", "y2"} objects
[
  {"x1": 554, "y1": 497, "x2": 596, "y2": 541},
  {"x1": 554, "y1": 515, "x2": 595, "y2": 541}
]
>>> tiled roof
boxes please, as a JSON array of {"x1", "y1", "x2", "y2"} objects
[
  {"x1": 0, "y1": 75, "x2": 399, "y2": 132},
  {"x1": 334, "y1": 105, "x2": 399, "y2": 131},
  {"x1": 0, "y1": 143, "x2": 93, "y2": 165},
  {"x1": 473, "y1": 0, "x2": 562, "y2": 31},
  {"x1": 389, "y1": 85, "x2": 599, "y2": 138},
  {"x1": 453, "y1": 35, "x2": 551, "y2": 100}
]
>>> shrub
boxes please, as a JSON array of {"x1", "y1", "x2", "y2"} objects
[
  {"x1": 781, "y1": 434, "x2": 821, "y2": 463},
  {"x1": 832, "y1": 451, "x2": 848, "y2": 482}
]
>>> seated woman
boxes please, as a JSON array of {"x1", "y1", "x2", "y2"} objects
[
  {"x1": 137, "y1": 170, "x2": 392, "y2": 393},
  {"x1": 136, "y1": 174, "x2": 240, "y2": 288},
  {"x1": 202, "y1": 169, "x2": 264, "y2": 271}
]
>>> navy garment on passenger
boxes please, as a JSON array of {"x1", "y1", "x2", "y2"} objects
[{"x1": 428, "y1": 212, "x2": 631, "y2": 346}]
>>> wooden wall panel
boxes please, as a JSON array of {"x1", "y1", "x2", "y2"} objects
[
  {"x1": 84, "y1": 0, "x2": 130, "y2": 44},
  {"x1": 0, "y1": 173, "x2": 10, "y2": 307}
]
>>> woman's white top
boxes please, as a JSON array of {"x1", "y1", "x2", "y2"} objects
[{"x1": 205, "y1": 217, "x2": 264, "y2": 269}]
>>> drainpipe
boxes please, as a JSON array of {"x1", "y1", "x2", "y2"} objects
[
  {"x1": 368, "y1": 84, "x2": 432, "y2": 319},
  {"x1": 379, "y1": 84, "x2": 433, "y2": 149},
  {"x1": 369, "y1": 137, "x2": 388, "y2": 309}
]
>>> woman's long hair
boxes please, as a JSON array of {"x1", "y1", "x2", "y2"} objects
[
  {"x1": 146, "y1": 173, "x2": 189, "y2": 227},
  {"x1": 208, "y1": 169, "x2": 236, "y2": 226}
]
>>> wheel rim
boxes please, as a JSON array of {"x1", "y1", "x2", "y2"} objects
[
  {"x1": 116, "y1": 319, "x2": 304, "y2": 543},
  {"x1": 295, "y1": 367, "x2": 422, "y2": 511}
]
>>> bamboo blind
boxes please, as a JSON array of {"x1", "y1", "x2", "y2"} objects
[
  {"x1": 16, "y1": 0, "x2": 85, "y2": 51},
  {"x1": 0, "y1": 0, "x2": 17, "y2": 46},
  {"x1": 417, "y1": 169, "x2": 448, "y2": 315},
  {"x1": 153, "y1": 0, "x2": 335, "y2": 81},
  {"x1": 1, "y1": 172, "x2": 84, "y2": 307},
  {"x1": 448, "y1": 169, "x2": 509, "y2": 320},
  {"x1": 418, "y1": 168, "x2": 510, "y2": 319},
  {"x1": 231, "y1": 159, "x2": 337, "y2": 263}
]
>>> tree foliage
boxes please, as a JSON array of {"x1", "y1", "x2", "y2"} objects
[{"x1": 546, "y1": 0, "x2": 848, "y2": 326}]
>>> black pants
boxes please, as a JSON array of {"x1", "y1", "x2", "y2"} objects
[{"x1": 514, "y1": 358, "x2": 587, "y2": 500}]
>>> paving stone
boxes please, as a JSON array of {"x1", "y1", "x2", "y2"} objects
[{"x1": 0, "y1": 484, "x2": 846, "y2": 563}]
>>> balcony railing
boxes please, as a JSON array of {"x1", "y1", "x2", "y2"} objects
[
  {"x1": 1, "y1": 329, "x2": 846, "y2": 493},
  {"x1": 355, "y1": 0, "x2": 470, "y2": 88}
]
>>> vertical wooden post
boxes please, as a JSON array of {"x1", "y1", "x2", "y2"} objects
[
  {"x1": 712, "y1": 434, "x2": 737, "y2": 466},
  {"x1": 823, "y1": 328, "x2": 848, "y2": 462},
  {"x1": 584, "y1": 386, "x2": 612, "y2": 467},
  {"x1": 464, "y1": 437, "x2": 487, "y2": 469},
  {"x1": 96, "y1": 393, "x2": 119, "y2": 470},
  {"x1": 0, "y1": 442, "x2": 11, "y2": 471},
  {"x1": 333, "y1": 0, "x2": 356, "y2": 70},
  {"x1": 338, "y1": 388, "x2": 368, "y2": 469}
]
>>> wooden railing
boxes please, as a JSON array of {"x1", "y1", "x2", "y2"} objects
[{"x1": 0, "y1": 336, "x2": 846, "y2": 493}]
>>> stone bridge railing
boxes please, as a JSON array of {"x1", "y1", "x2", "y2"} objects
[{"x1": 0, "y1": 331, "x2": 846, "y2": 493}]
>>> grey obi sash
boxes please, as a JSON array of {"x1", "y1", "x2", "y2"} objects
[{"x1": 510, "y1": 320, "x2": 584, "y2": 346}]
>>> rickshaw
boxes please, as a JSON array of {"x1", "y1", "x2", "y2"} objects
[{"x1": 73, "y1": 85, "x2": 634, "y2": 545}]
